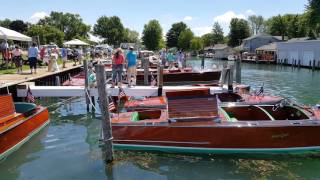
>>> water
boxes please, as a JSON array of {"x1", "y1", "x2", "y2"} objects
[{"x1": 1, "y1": 59, "x2": 320, "y2": 180}]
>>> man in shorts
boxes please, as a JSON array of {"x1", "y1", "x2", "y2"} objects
[
  {"x1": 28, "y1": 42, "x2": 39, "y2": 74},
  {"x1": 126, "y1": 46, "x2": 137, "y2": 87}
]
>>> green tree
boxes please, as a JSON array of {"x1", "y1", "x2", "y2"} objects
[
  {"x1": 166, "y1": 22, "x2": 187, "y2": 48},
  {"x1": 201, "y1": 33, "x2": 215, "y2": 47},
  {"x1": 93, "y1": 16, "x2": 125, "y2": 46},
  {"x1": 228, "y1": 18, "x2": 251, "y2": 47},
  {"x1": 123, "y1": 28, "x2": 140, "y2": 43},
  {"x1": 9, "y1": 20, "x2": 28, "y2": 33},
  {"x1": 142, "y1": 19, "x2": 163, "y2": 50},
  {"x1": 306, "y1": 0, "x2": 320, "y2": 37},
  {"x1": 248, "y1": 15, "x2": 265, "y2": 34},
  {"x1": 27, "y1": 25, "x2": 64, "y2": 46},
  {"x1": 178, "y1": 29, "x2": 194, "y2": 51},
  {"x1": 39, "y1": 11, "x2": 90, "y2": 40},
  {"x1": 266, "y1": 15, "x2": 287, "y2": 40},
  {"x1": 212, "y1": 22, "x2": 224, "y2": 44},
  {"x1": 0, "y1": 18, "x2": 11, "y2": 28},
  {"x1": 190, "y1": 37, "x2": 203, "y2": 51}
]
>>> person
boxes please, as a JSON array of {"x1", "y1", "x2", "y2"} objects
[
  {"x1": 12, "y1": 46, "x2": 23, "y2": 74},
  {"x1": 61, "y1": 46, "x2": 68, "y2": 68},
  {"x1": 160, "y1": 49, "x2": 167, "y2": 66},
  {"x1": 176, "y1": 51, "x2": 182, "y2": 69},
  {"x1": 111, "y1": 48, "x2": 125, "y2": 88},
  {"x1": 88, "y1": 67, "x2": 97, "y2": 88},
  {"x1": 28, "y1": 42, "x2": 39, "y2": 74},
  {"x1": 50, "y1": 48, "x2": 60, "y2": 72},
  {"x1": 39, "y1": 46, "x2": 46, "y2": 65},
  {"x1": 76, "y1": 46, "x2": 83, "y2": 65},
  {"x1": 126, "y1": 46, "x2": 137, "y2": 87},
  {"x1": 166, "y1": 51, "x2": 175, "y2": 69}
]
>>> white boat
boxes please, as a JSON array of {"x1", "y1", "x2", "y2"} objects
[{"x1": 228, "y1": 55, "x2": 236, "y2": 61}]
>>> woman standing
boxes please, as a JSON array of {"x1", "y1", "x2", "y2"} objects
[
  {"x1": 28, "y1": 43, "x2": 39, "y2": 74},
  {"x1": 12, "y1": 46, "x2": 23, "y2": 74},
  {"x1": 111, "y1": 48, "x2": 125, "y2": 88}
]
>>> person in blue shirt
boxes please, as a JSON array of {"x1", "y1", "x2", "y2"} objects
[
  {"x1": 28, "y1": 42, "x2": 39, "y2": 74},
  {"x1": 61, "y1": 46, "x2": 68, "y2": 68},
  {"x1": 126, "y1": 46, "x2": 137, "y2": 87}
]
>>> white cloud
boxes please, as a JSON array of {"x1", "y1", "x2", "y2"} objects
[
  {"x1": 183, "y1": 16, "x2": 193, "y2": 21},
  {"x1": 245, "y1": 9, "x2": 255, "y2": 16},
  {"x1": 29, "y1": 11, "x2": 48, "y2": 24},
  {"x1": 213, "y1": 11, "x2": 246, "y2": 34},
  {"x1": 192, "y1": 26, "x2": 211, "y2": 36}
]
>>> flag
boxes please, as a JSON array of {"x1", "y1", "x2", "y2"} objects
[
  {"x1": 26, "y1": 86, "x2": 35, "y2": 103},
  {"x1": 118, "y1": 87, "x2": 126, "y2": 100},
  {"x1": 151, "y1": 73, "x2": 157, "y2": 86},
  {"x1": 108, "y1": 96, "x2": 116, "y2": 111}
]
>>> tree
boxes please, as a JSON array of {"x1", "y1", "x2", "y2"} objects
[
  {"x1": 266, "y1": 15, "x2": 287, "y2": 40},
  {"x1": 142, "y1": 20, "x2": 163, "y2": 50},
  {"x1": 190, "y1": 37, "x2": 203, "y2": 51},
  {"x1": 228, "y1": 18, "x2": 251, "y2": 47},
  {"x1": 212, "y1": 22, "x2": 224, "y2": 44},
  {"x1": 248, "y1": 15, "x2": 265, "y2": 34},
  {"x1": 201, "y1": 33, "x2": 215, "y2": 47},
  {"x1": 178, "y1": 29, "x2": 194, "y2": 51},
  {"x1": 166, "y1": 22, "x2": 187, "y2": 48},
  {"x1": 9, "y1": 20, "x2": 28, "y2": 33},
  {"x1": 0, "y1": 19, "x2": 11, "y2": 28},
  {"x1": 39, "y1": 11, "x2": 90, "y2": 40},
  {"x1": 93, "y1": 16, "x2": 125, "y2": 46},
  {"x1": 306, "y1": 0, "x2": 320, "y2": 37},
  {"x1": 27, "y1": 25, "x2": 64, "y2": 46},
  {"x1": 123, "y1": 28, "x2": 140, "y2": 43}
]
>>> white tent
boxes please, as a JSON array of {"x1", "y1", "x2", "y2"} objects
[
  {"x1": 63, "y1": 39, "x2": 89, "y2": 46},
  {"x1": 0, "y1": 26, "x2": 32, "y2": 41}
]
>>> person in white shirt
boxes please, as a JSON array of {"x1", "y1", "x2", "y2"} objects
[{"x1": 12, "y1": 46, "x2": 23, "y2": 74}]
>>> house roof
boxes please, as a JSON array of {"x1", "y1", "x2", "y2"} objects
[
  {"x1": 212, "y1": 44, "x2": 230, "y2": 50},
  {"x1": 243, "y1": 34, "x2": 282, "y2": 41},
  {"x1": 256, "y1": 42, "x2": 277, "y2": 51}
]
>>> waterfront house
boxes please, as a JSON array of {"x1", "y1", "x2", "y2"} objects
[
  {"x1": 242, "y1": 34, "x2": 282, "y2": 53},
  {"x1": 277, "y1": 39, "x2": 320, "y2": 67},
  {"x1": 212, "y1": 44, "x2": 235, "y2": 59},
  {"x1": 255, "y1": 43, "x2": 277, "y2": 62}
]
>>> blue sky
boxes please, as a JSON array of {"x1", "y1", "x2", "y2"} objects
[{"x1": 0, "y1": 0, "x2": 308, "y2": 36}]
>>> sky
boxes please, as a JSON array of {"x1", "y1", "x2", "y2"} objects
[{"x1": 0, "y1": 0, "x2": 308, "y2": 37}]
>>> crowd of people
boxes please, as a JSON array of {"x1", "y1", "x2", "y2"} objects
[
  {"x1": 160, "y1": 49, "x2": 186, "y2": 69},
  {"x1": 0, "y1": 40, "x2": 87, "y2": 74}
]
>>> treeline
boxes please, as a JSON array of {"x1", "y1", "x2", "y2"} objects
[{"x1": 0, "y1": 0, "x2": 318, "y2": 50}]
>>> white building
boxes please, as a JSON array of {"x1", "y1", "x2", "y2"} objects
[
  {"x1": 277, "y1": 40, "x2": 320, "y2": 66},
  {"x1": 212, "y1": 44, "x2": 235, "y2": 59}
]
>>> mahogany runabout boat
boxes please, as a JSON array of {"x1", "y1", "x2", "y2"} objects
[
  {"x1": 111, "y1": 90, "x2": 320, "y2": 154},
  {"x1": 0, "y1": 95, "x2": 49, "y2": 160}
]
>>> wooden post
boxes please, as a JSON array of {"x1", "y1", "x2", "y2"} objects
[
  {"x1": 68, "y1": 73, "x2": 71, "y2": 81},
  {"x1": 235, "y1": 56, "x2": 241, "y2": 84},
  {"x1": 55, "y1": 76, "x2": 61, "y2": 86},
  {"x1": 201, "y1": 54, "x2": 205, "y2": 69},
  {"x1": 219, "y1": 66, "x2": 227, "y2": 86},
  {"x1": 312, "y1": 60, "x2": 316, "y2": 71},
  {"x1": 144, "y1": 58, "x2": 149, "y2": 85},
  {"x1": 309, "y1": 60, "x2": 312, "y2": 69},
  {"x1": 318, "y1": 60, "x2": 320, "y2": 69},
  {"x1": 157, "y1": 65, "x2": 164, "y2": 96},
  {"x1": 298, "y1": 59, "x2": 301, "y2": 68},
  {"x1": 182, "y1": 53, "x2": 187, "y2": 68},
  {"x1": 228, "y1": 65, "x2": 234, "y2": 92},
  {"x1": 95, "y1": 64, "x2": 113, "y2": 163},
  {"x1": 84, "y1": 59, "x2": 90, "y2": 111}
]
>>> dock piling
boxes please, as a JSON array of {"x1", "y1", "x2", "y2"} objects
[
  {"x1": 144, "y1": 58, "x2": 149, "y2": 85},
  {"x1": 312, "y1": 60, "x2": 316, "y2": 71},
  {"x1": 157, "y1": 64, "x2": 164, "y2": 96},
  {"x1": 298, "y1": 60, "x2": 301, "y2": 68},
  {"x1": 228, "y1": 65, "x2": 234, "y2": 92},
  {"x1": 55, "y1": 76, "x2": 61, "y2": 86},
  {"x1": 84, "y1": 60, "x2": 90, "y2": 111},
  {"x1": 95, "y1": 64, "x2": 113, "y2": 163},
  {"x1": 235, "y1": 57, "x2": 241, "y2": 84}
]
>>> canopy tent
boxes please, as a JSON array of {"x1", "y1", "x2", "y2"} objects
[
  {"x1": 0, "y1": 26, "x2": 32, "y2": 41},
  {"x1": 63, "y1": 39, "x2": 89, "y2": 46}
]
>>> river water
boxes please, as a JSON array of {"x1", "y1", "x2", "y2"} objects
[{"x1": 1, "y1": 59, "x2": 320, "y2": 180}]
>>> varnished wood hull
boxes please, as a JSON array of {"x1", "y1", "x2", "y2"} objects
[
  {"x1": 0, "y1": 106, "x2": 49, "y2": 159},
  {"x1": 112, "y1": 120, "x2": 320, "y2": 154}
]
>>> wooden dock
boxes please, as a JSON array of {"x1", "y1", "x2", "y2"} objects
[
  {"x1": 17, "y1": 85, "x2": 226, "y2": 97},
  {"x1": 0, "y1": 62, "x2": 82, "y2": 89}
]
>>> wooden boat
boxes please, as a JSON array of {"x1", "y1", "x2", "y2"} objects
[
  {"x1": 111, "y1": 90, "x2": 320, "y2": 154},
  {"x1": 136, "y1": 68, "x2": 221, "y2": 84},
  {"x1": 0, "y1": 95, "x2": 49, "y2": 160}
]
